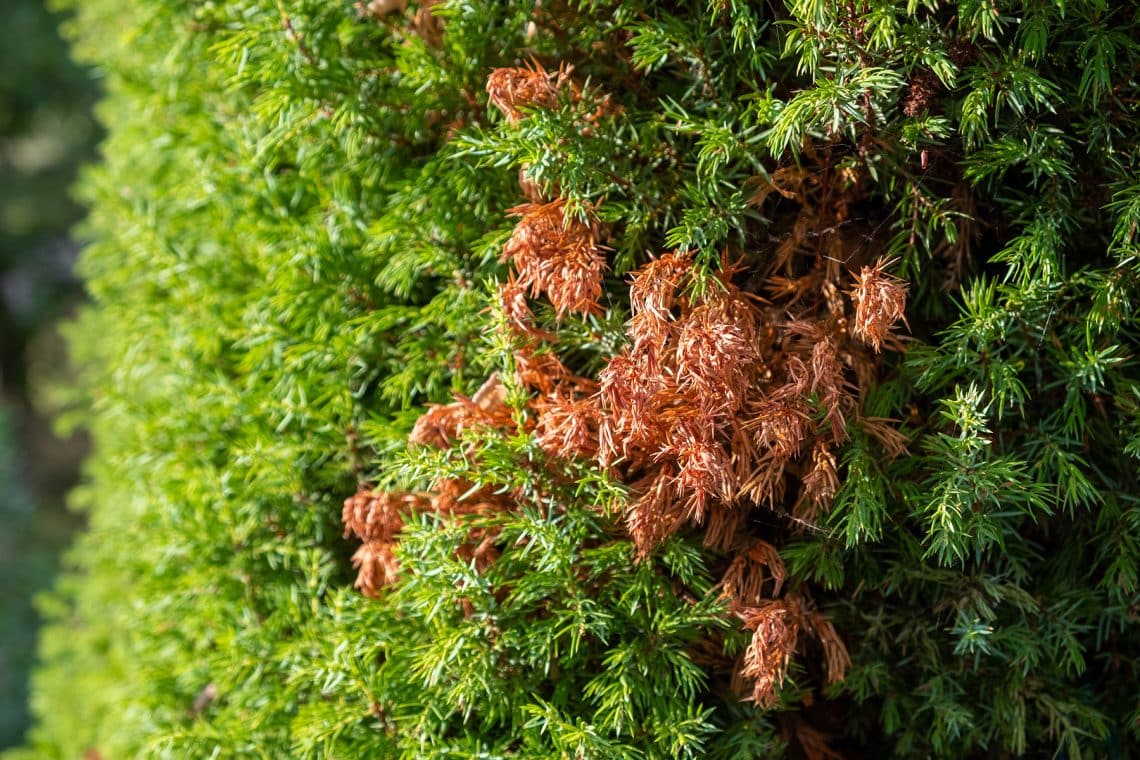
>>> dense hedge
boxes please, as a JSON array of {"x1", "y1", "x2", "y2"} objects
[{"x1": 12, "y1": 0, "x2": 1140, "y2": 757}]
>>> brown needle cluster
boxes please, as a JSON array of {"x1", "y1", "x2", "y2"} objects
[
  {"x1": 485, "y1": 60, "x2": 614, "y2": 130},
  {"x1": 597, "y1": 252, "x2": 765, "y2": 552},
  {"x1": 486, "y1": 61, "x2": 576, "y2": 123},
  {"x1": 593, "y1": 247, "x2": 906, "y2": 554},
  {"x1": 849, "y1": 258, "x2": 909, "y2": 352},
  {"x1": 342, "y1": 359, "x2": 601, "y2": 598},
  {"x1": 342, "y1": 490, "x2": 429, "y2": 596},
  {"x1": 503, "y1": 199, "x2": 606, "y2": 318},
  {"x1": 720, "y1": 543, "x2": 850, "y2": 705},
  {"x1": 734, "y1": 597, "x2": 804, "y2": 707}
]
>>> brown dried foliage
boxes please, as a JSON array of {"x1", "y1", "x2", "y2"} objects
[
  {"x1": 503, "y1": 199, "x2": 606, "y2": 318},
  {"x1": 717, "y1": 541, "x2": 849, "y2": 707},
  {"x1": 534, "y1": 389, "x2": 602, "y2": 461},
  {"x1": 596, "y1": 254, "x2": 774, "y2": 551},
  {"x1": 595, "y1": 247, "x2": 885, "y2": 557},
  {"x1": 736, "y1": 597, "x2": 803, "y2": 707},
  {"x1": 850, "y1": 258, "x2": 909, "y2": 352},
  {"x1": 730, "y1": 590, "x2": 850, "y2": 707},
  {"x1": 342, "y1": 490, "x2": 430, "y2": 597},
  {"x1": 806, "y1": 611, "x2": 852, "y2": 686},
  {"x1": 720, "y1": 539, "x2": 786, "y2": 606},
  {"x1": 409, "y1": 373, "x2": 514, "y2": 449},
  {"x1": 342, "y1": 136, "x2": 908, "y2": 712},
  {"x1": 486, "y1": 62, "x2": 575, "y2": 123}
]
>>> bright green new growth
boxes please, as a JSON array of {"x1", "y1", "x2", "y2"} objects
[{"x1": 11, "y1": 0, "x2": 1140, "y2": 758}]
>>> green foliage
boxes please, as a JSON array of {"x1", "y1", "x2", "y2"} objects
[{"x1": 11, "y1": 0, "x2": 1140, "y2": 758}]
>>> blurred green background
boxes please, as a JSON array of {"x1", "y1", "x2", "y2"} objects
[{"x1": 0, "y1": 0, "x2": 98, "y2": 749}]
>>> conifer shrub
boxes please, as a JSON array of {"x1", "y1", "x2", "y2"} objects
[{"x1": 12, "y1": 0, "x2": 1140, "y2": 757}]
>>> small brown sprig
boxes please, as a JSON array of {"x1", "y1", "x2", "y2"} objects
[
  {"x1": 503, "y1": 199, "x2": 606, "y2": 318},
  {"x1": 850, "y1": 258, "x2": 909, "y2": 352},
  {"x1": 486, "y1": 61, "x2": 575, "y2": 123}
]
